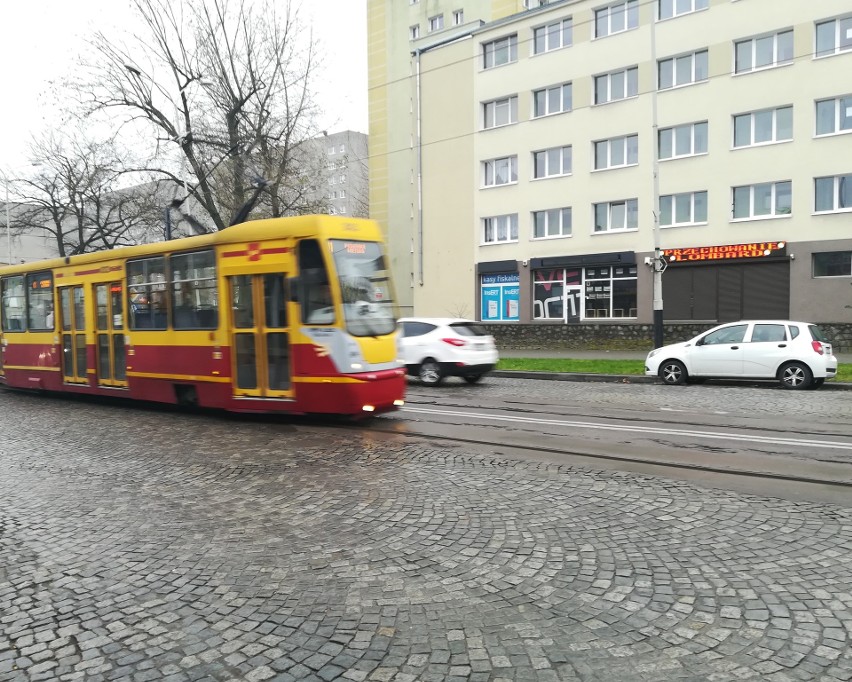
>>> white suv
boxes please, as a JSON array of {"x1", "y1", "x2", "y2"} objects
[
  {"x1": 397, "y1": 317, "x2": 499, "y2": 385},
  {"x1": 645, "y1": 320, "x2": 838, "y2": 390}
]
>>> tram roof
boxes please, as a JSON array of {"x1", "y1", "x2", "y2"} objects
[{"x1": 0, "y1": 214, "x2": 383, "y2": 276}]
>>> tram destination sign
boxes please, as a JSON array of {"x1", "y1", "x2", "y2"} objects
[{"x1": 664, "y1": 241, "x2": 786, "y2": 263}]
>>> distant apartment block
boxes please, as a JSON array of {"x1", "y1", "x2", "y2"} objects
[
  {"x1": 369, "y1": 0, "x2": 852, "y2": 325},
  {"x1": 311, "y1": 130, "x2": 369, "y2": 219}
]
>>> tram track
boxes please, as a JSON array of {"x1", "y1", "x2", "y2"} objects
[{"x1": 338, "y1": 396, "x2": 852, "y2": 505}]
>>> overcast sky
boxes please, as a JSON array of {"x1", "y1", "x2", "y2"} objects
[{"x1": 0, "y1": 0, "x2": 368, "y2": 176}]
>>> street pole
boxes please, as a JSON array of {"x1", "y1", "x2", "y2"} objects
[{"x1": 650, "y1": 8, "x2": 664, "y2": 349}]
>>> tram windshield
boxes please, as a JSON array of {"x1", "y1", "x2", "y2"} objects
[{"x1": 330, "y1": 239, "x2": 396, "y2": 337}]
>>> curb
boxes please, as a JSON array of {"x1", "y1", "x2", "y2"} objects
[{"x1": 492, "y1": 370, "x2": 852, "y2": 390}]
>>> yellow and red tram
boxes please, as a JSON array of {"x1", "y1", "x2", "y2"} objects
[{"x1": 0, "y1": 215, "x2": 406, "y2": 416}]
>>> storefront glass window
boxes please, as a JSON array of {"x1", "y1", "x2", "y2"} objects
[
  {"x1": 480, "y1": 273, "x2": 520, "y2": 321},
  {"x1": 584, "y1": 266, "x2": 638, "y2": 318}
]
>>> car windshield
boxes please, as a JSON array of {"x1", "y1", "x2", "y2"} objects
[
  {"x1": 449, "y1": 322, "x2": 488, "y2": 337},
  {"x1": 330, "y1": 239, "x2": 396, "y2": 337}
]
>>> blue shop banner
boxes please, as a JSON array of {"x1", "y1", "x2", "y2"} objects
[{"x1": 480, "y1": 274, "x2": 519, "y2": 322}]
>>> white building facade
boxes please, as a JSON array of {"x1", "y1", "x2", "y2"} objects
[{"x1": 392, "y1": 0, "x2": 852, "y2": 325}]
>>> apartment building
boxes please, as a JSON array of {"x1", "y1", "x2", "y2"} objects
[
  {"x1": 315, "y1": 130, "x2": 370, "y2": 219},
  {"x1": 369, "y1": 0, "x2": 852, "y2": 325}
]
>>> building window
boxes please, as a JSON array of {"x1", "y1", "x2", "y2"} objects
[
  {"x1": 814, "y1": 174, "x2": 852, "y2": 212},
  {"x1": 533, "y1": 17, "x2": 572, "y2": 54},
  {"x1": 533, "y1": 207, "x2": 572, "y2": 238},
  {"x1": 594, "y1": 134, "x2": 638, "y2": 170},
  {"x1": 410, "y1": 24, "x2": 420, "y2": 40},
  {"x1": 660, "y1": 191, "x2": 708, "y2": 226},
  {"x1": 585, "y1": 266, "x2": 638, "y2": 319},
  {"x1": 813, "y1": 251, "x2": 852, "y2": 277},
  {"x1": 595, "y1": 0, "x2": 639, "y2": 38},
  {"x1": 658, "y1": 49, "x2": 708, "y2": 89},
  {"x1": 328, "y1": 146, "x2": 335, "y2": 155},
  {"x1": 340, "y1": 189, "x2": 346, "y2": 198},
  {"x1": 481, "y1": 273, "x2": 520, "y2": 322},
  {"x1": 533, "y1": 267, "x2": 583, "y2": 321},
  {"x1": 659, "y1": 121, "x2": 708, "y2": 159},
  {"x1": 816, "y1": 16, "x2": 852, "y2": 58},
  {"x1": 483, "y1": 35, "x2": 518, "y2": 69},
  {"x1": 816, "y1": 95, "x2": 852, "y2": 136},
  {"x1": 453, "y1": 10, "x2": 464, "y2": 25},
  {"x1": 409, "y1": 0, "x2": 418, "y2": 4},
  {"x1": 734, "y1": 30, "x2": 793, "y2": 73},
  {"x1": 658, "y1": 0, "x2": 708, "y2": 21},
  {"x1": 533, "y1": 146, "x2": 572, "y2": 178},
  {"x1": 594, "y1": 199, "x2": 639, "y2": 232},
  {"x1": 483, "y1": 96, "x2": 518, "y2": 129},
  {"x1": 732, "y1": 181, "x2": 792, "y2": 219},
  {"x1": 483, "y1": 214, "x2": 519, "y2": 244},
  {"x1": 733, "y1": 106, "x2": 793, "y2": 147},
  {"x1": 594, "y1": 66, "x2": 638, "y2": 104},
  {"x1": 428, "y1": 14, "x2": 444, "y2": 32},
  {"x1": 533, "y1": 83, "x2": 572, "y2": 117},
  {"x1": 482, "y1": 156, "x2": 518, "y2": 187}
]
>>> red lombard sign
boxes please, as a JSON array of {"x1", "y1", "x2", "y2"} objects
[{"x1": 664, "y1": 241, "x2": 786, "y2": 263}]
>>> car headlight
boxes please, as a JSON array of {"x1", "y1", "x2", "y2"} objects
[{"x1": 647, "y1": 348, "x2": 660, "y2": 359}]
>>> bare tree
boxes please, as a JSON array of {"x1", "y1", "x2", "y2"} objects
[
  {"x1": 13, "y1": 134, "x2": 164, "y2": 257},
  {"x1": 76, "y1": 0, "x2": 328, "y2": 232}
]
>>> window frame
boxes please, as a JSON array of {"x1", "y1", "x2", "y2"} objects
[
  {"x1": 482, "y1": 214, "x2": 519, "y2": 244},
  {"x1": 483, "y1": 34, "x2": 518, "y2": 69},
  {"x1": 482, "y1": 95, "x2": 519, "y2": 129},
  {"x1": 815, "y1": 15, "x2": 852, "y2": 58},
  {"x1": 732, "y1": 106, "x2": 793, "y2": 148},
  {"x1": 532, "y1": 146, "x2": 572, "y2": 180},
  {"x1": 658, "y1": 121, "x2": 708, "y2": 160},
  {"x1": 657, "y1": 0, "x2": 709, "y2": 21},
  {"x1": 812, "y1": 251, "x2": 852, "y2": 277},
  {"x1": 731, "y1": 181, "x2": 793, "y2": 220},
  {"x1": 532, "y1": 207, "x2": 573, "y2": 239},
  {"x1": 593, "y1": 66, "x2": 639, "y2": 105},
  {"x1": 532, "y1": 17, "x2": 573, "y2": 54},
  {"x1": 814, "y1": 174, "x2": 852, "y2": 213},
  {"x1": 481, "y1": 155, "x2": 519, "y2": 188},
  {"x1": 593, "y1": 199, "x2": 639, "y2": 233},
  {"x1": 593, "y1": 134, "x2": 639, "y2": 171},
  {"x1": 532, "y1": 83, "x2": 572, "y2": 118},
  {"x1": 659, "y1": 191, "x2": 708, "y2": 227},
  {"x1": 594, "y1": 0, "x2": 639, "y2": 39},
  {"x1": 815, "y1": 95, "x2": 852, "y2": 136},
  {"x1": 658, "y1": 49, "x2": 709, "y2": 90},
  {"x1": 734, "y1": 29, "x2": 794, "y2": 74},
  {"x1": 428, "y1": 14, "x2": 444, "y2": 32}
]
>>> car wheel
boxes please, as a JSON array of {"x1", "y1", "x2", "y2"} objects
[
  {"x1": 659, "y1": 360, "x2": 687, "y2": 386},
  {"x1": 779, "y1": 362, "x2": 813, "y2": 390},
  {"x1": 418, "y1": 359, "x2": 444, "y2": 386},
  {"x1": 463, "y1": 374, "x2": 483, "y2": 384}
]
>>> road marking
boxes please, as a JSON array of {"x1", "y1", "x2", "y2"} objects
[{"x1": 402, "y1": 406, "x2": 852, "y2": 451}]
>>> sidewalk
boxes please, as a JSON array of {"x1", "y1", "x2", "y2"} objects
[{"x1": 499, "y1": 348, "x2": 852, "y2": 363}]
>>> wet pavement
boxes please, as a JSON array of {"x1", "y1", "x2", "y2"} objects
[{"x1": 0, "y1": 388, "x2": 851, "y2": 682}]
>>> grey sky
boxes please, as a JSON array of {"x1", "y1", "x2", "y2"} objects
[{"x1": 0, "y1": 0, "x2": 367, "y2": 174}]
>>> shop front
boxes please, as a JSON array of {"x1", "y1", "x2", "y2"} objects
[{"x1": 661, "y1": 241, "x2": 790, "y2": 322}]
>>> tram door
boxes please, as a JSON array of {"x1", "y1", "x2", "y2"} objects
[
  {"x1": 228, "y1": 274, "x2": 292, "y2": 398},
  {"x1": 59, "y1": 286, "x2": 88, "y2": 384},
  {"x1": 95, "y1": 282, "x2": 127, "y2": 387}
]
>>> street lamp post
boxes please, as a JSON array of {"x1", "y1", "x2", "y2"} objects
[{"x1": 649, "y1": 11, "x2": 664, "y2": 349}]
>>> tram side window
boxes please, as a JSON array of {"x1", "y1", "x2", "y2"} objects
[
  {"x1": 27, "y1": 272, "x2": 54, "y2": 330},
  {"x1": 298, "y1": 239, "x2": 335, "y2": 324},
  {"x1": 171, "y1": 250, "x2": 218, "y2": 329},
  {"x1": 128, "y1": 257, "x2": 168, "y2": 330},
  {"x1": 1, "y1": 276, "x2": 26, "y2": 332}
]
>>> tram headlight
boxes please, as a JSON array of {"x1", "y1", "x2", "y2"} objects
[
  {"x1": 362, "y1": 404, "x2": 376, "y2": 412},
  {"x1": 350, "y1": 362, "x2": 364, "y2": 370}
]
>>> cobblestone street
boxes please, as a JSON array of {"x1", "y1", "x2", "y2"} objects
[{"x1": 1, "y1": 391, "x2": 851, "y2": 682}]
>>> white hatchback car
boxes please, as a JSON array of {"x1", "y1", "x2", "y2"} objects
[
  {"x1": 397, "y1": 317, "x2": 499, "y2": 385},
  {"x1": 645, "y1": 320, "x2": 837, "y2": 390}
]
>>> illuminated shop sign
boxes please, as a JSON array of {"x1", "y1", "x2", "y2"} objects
[{"x1": 664, "y1": 241, "x2": 786, "y2": 263}]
